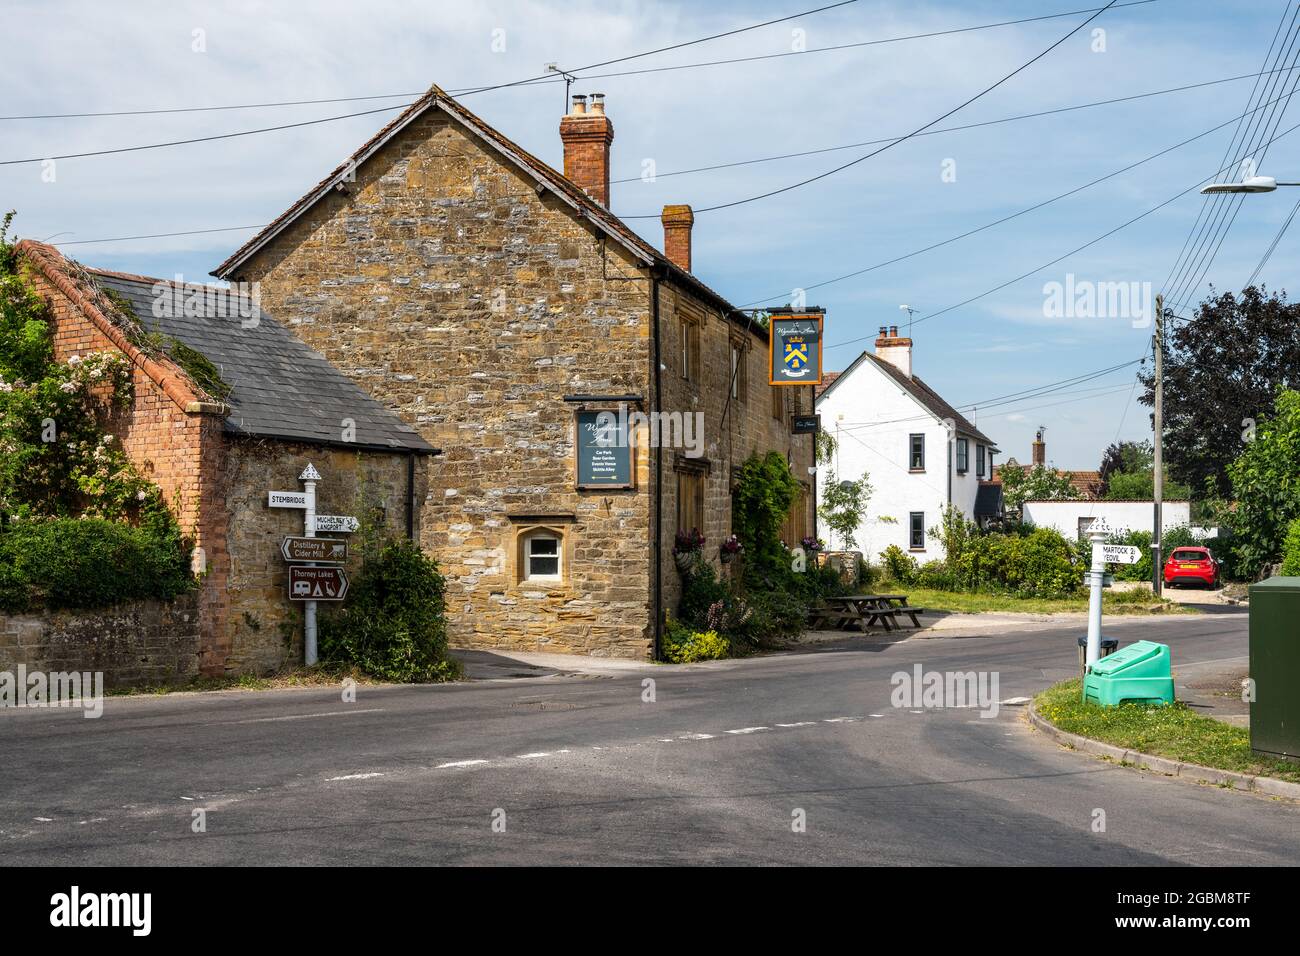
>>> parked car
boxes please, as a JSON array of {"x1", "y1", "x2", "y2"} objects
[{"x1": 1163, "y1": 546, "x2": 1220, "y2": 589}]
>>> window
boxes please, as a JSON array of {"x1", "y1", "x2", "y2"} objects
[
  {"x1": 976, "y1": 444, "x2": 986, "y2": 479},
  {"x1": 523, "y1": 531, "x2": 562, "y2": 582},
  {"x1": 909, "y1": 434, "x2": 925, "y2": 471},
  {"x1": 677, "y1": 470, "x2": 705, "y2": 537},
  {"x1": 771, "y1": 385, "x2": 785, "y2": 422},
  {"x1": 730, "y1": 340, "x2": 747, "y2": 400},
  {"x1": 680, "y1": 317, "x2": 700, "y2": 382},
  {"x1": 780, "y1": 486, "x2": 810, "y2": 547},
  {"x1": 956, "y1": 438, "x2": 969, "y2": 474},
  {"x1": 909, "y1": 512, "x2": 925, "y2": 551}
]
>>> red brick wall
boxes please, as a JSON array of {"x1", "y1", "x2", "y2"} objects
[{"x1": 24, "y1": 267, "x2": 231, "y2": 675}]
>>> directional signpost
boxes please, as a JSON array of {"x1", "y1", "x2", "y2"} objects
[
  {"x1": 314, "y1": 514, "x2": 360, "y2": 533},
  {"x1": 282, "y1": 536, "x2": 348, "y2": 564},
  {"x1": 1100, "y1": 544, "x2": 1141, "y2": 565},
  {"x1": 288, "y1": 566, "x2": 349, "y2": 601}
]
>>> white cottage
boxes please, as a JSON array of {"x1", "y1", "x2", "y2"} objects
[{"x1": 815, "y1": 326, "x2": 1001, "y2": 560}]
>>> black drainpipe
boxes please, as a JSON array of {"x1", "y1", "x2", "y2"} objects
[{"x1": 651, "y1": 272, "x2": 664, "y2": 661}]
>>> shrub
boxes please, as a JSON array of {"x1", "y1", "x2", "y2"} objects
[
  {"x1": 731, "y1": 451, "x2": 800, "y2": 578},
  {"x1": 915, "y1": 559, "x2": 956, "y2": 591},
  {"x1": 0, "y1": 506, "x2": 193, "y2": 612},
  {"x1": 1281, "y1": 518, "x2": 1300, "y2": 576},
  {"x1": 662, "y1": 619, "x2": 729, "y2": 663},
  {"x1": 955, "y1": 527, "x2": 1080, "y2": 596},
  {"x1": 879, "y1": 544, "x2": 917, "y2": 584},
  {"x1": 744, "y1": 588, "x2": 808, "y2": 642},
  {"x1": 677, "y1": 561, "x2": 731, "y2": 629},
  {"x1": 318, "y1": 539, "x2": 458, "y2": 682}
]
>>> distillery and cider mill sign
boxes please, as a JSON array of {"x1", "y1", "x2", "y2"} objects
[
  {"x1": 770, "y1": 313, "x2": 824, "y2": 386},
  {"x1": 576, "y1": 410, "x2": 633, "y2": 489}
]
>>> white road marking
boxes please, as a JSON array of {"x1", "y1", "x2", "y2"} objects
[
  {"x1": 34, "y1": 817, "x2": 52, "y2": 822},
  {"x1": 678, "y1": 733, "x2": 715, "y2": 739},
  {"x1": 775, "y1": 722, "x2": 817, "y2": 728},
  {"x1": 436, "y1": 759, "x2": 489, "y2": 769},
  {"x1": 869, "y1": 714, "x2": 885, "y2": 718},
  {"x1": 999, "y1": 697, "x2": 1032, "y2": 705},
  {"x1": 725, "y1": 726, "x2": 770, "y2": 734},
  {"x1": 516, "y1": 752, "x2": 552, "y2": 759},
  {"x1": 234, "y1": 708, "x2": 386, "y2": 724},
  {"x1": 823, "y1": 716, "x2": 864, "y2": 723},
  {"x1": 327, "y1": 772, "x2": 385, "y2": 781}
]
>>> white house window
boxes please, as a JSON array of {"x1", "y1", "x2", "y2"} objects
[
  {"x1": 909, "y1": 434, "x2": 925, "y2": 471},
  {"x1": 524, "y1": 532, "x2": 561, "y2": 581},
  {"x1": 977, "y1": 444, "x2": 986, "y2": 478},
  {"x1": 909, "y1": 512, "x2": 925, "y2": 550},
  {"x1": 956, "y1": 438, "x2": 969, "y2": 474}
]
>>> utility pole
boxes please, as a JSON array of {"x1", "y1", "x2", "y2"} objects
[{"x1": 1151, "y1": 293, "x2": 1164, "y2": 597}]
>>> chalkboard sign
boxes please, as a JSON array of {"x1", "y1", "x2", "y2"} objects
[
  {"x1": 576, "y1": 410, "x2": 635, "y2": 489},
  {"x1": 770, "y1": 313, "x2": 823, "y2": 386}
]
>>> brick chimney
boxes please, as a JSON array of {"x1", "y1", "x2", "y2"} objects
[
  {"x1": 874, "y1": 324, "x2": 913, "y2": 378},
  {"x1": 559, "y1": 93, "x2": 614, "y2": 208},
  {"x1": 661, "y1": 204, "x2": 694, "y2": 271}
]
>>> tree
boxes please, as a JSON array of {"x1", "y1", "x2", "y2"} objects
[
  {"x1": 1098, "y1": 440, "x2": 1151, "y2": 492},
  {"x1": 1097, "y1": 441, "x2": 1190, "y2": 500},
  {"x1": 1223, "y1": 387, "x2": 1300, "y2": 578},
  {"x1": 998, "y1": 459, "x2": 1079, "y2": 512},
  {"x1": 818, "y1": 468, "x2": 872, "y2": 551},
  {"x1": 1139, "y1": 286, "x2": 1300, "y2": 494}
]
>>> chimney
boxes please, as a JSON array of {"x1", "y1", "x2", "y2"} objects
[
  {"x1": 661, "y1": 204, "x2": 694, "y2": 271},
  {"x1": 1032, "y1": 428, "x2": 1046, "y2": 466},
  {"x1": 874, "y1": 324, "x2": 913, "y2": 378},
  {"x1": 560, "y1": 92, "x2": 614, "y2": 208}
]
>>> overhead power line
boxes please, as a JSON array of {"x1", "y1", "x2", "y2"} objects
[
  {"x1": 0, "y1": 2, "x2": 1160, "y2": 122},
  {"x1": 620, "y1": 0, "x2": 1123, "y2": 218}
]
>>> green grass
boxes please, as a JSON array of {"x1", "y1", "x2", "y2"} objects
[
  {"x1": 891, "y1": 585, "x2": 1193, "y2": 616},
  {"x1": 1036, "y1": 678, "x2": 1300, "y2": 784},
  {"x1": 105, "y1": 666, "x2": 384, "y2": 697}
]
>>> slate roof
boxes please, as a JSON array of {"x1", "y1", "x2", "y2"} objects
[
  {"x1": 88, "y1": 268, "x2": 435, "y2": 454},
  {"x1": 816, "y1": 350, "x2": 997, "y2": 447},
  {"x1": 211, "y1": 83, "x2": 771, "y2": 342}
]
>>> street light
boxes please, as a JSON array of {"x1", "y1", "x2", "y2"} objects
[{"x1": 1199, "y1": 175, "x2": 1300, "y2": 194}]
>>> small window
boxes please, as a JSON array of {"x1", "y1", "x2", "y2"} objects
[
  {"x1": 909, "y1": 434, "x2": 925, "y2": 471},
  {"x1": 677, "y1": 471, "x2": 705, "y2": 537},
  {"x1": 771, "y1": 385, "x2": 785, "y2": 422},
  {"x1": 730, "y1": 340, "x2": 747, "y2": 400},
  {"x1": 976, "y1": 444, "x2": 986, "y2": 479},
  {"x1": 524, "y1": 532, "x2": 561, "y2": 582},
  {"x1": 680, "y1": 318, "x2": 700, "y2": 382},
  {"x1": 956, "y1": 438, "x2": 969, "y2": 474},
  {"x1": 909, "y1": 512, "x2": 925, "y2": 550}
]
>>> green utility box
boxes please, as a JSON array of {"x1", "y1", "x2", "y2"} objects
[
  {"x1": 1248, "y1": 577, "x2": 1300, "y2": 763},
  {"x1": 1082, "y1": 640, "x2": 1175, "y2": 707}
]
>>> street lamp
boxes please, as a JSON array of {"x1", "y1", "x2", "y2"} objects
[{"x1": 1199, "y1": 175, "x2": 1300, "y2": 194}]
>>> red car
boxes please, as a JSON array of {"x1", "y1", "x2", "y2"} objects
[{"x1": 1163, "y1": 546, "x2": 1220, "y2": 589}]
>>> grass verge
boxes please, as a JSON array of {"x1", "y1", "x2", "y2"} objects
[
  {"x1": 106, "y1": 666, "x2": 388, "y2": 697},
  {"x1": 1035, "y1": 678, "x2": 1300, "y2": 784},
  {"x1": 892, "y1": 585, "x2": 1193, "y2": 616}
]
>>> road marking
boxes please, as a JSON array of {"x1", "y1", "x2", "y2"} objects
[
  {"x1": 725, "y1": 726, "x2": 770, "y2": 734},
  {"x1": 775, "y1": 722, "x2": 817, "y2": 728},
  {"x1": 327, "y1": 772, "x2": 385, "y2": 781},
  {"x1": 999, "y1": 697, "x2": 1032, "y2": 705},
  {"x1": 436, "y1": 759, "x2": 489, "y2": 769},
  {"x1": 869, "y1": 714, "x2": 885, "y2": 718},
  {"x1": 516, "y1": 752, "x2": 552, "y2": 759},
  {"x1": 234, "y1": 708, "x2": 386, "y2": 724},
  {"x1": 678, "y1": 733, "x2": 715, "y2": 739},
  {"x1": 823, "y1": 716, "x2": 864, "y2": 723},
  {"x1": 34, "y1": 817, "x2": 52, "y2": 822}
]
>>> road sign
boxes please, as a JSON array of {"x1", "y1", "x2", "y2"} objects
[
  {"x1": 791, "y1": 414, "x2": 819, "y2": 434},
  {"x1": 288, "y1": 566, "x2": 349, "y2": 601},
  {"x1": 281, "y1": 536, "x2": 347, "y2": 564},
  {"x1": 268, "y1": 490, "x2": 308, "y2": 509},
  {"x1": 1100, "y1": 544, "x2": 1141, "y2": 565},
  {"x1": 314, "y1": 514, "x2": 360, "y2": 533}
]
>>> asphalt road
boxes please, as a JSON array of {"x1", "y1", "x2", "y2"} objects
[{"x1": 3, "y1": 609, "x2": 1297, "y2": 866}]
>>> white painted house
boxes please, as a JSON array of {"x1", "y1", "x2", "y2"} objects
[
  {"x1": 1021, "y1": 500, "x2": 1192, "y2": 539},
  {"x1": 815, "y1": 326, "x2": 1001, "y2": 561}
]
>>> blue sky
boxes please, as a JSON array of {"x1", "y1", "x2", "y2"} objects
[{"x1": 2, "y1": 0, "x2": 1292, "y2": 469}]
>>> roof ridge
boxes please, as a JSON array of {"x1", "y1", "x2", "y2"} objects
[{"x1": 17, "y1": 240, "x2": 220, "y2": 414}]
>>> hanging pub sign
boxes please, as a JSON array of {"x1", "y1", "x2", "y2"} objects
[
  {"x1": 769, "y1": 311, "x2": 824, "y2": 386},
  {"x1": 575, "y1": 409, "x2": 634, "y2": 490},
  {"x1": 791, "y1": 414, "x2": 820, "y2": 435}
]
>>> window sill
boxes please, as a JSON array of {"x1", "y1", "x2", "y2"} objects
[
  {"x1": 908, "y1": 547, "x2": 926, "y2": 553},
  {"x1": 908, "y1": 468, "x2": 926, "y2": 474}
]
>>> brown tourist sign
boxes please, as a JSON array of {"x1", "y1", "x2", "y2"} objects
[
  {"x1": 288, "y1": 566, "x2": 349, "y2": 602},
  {"x1": 281, "y1": 536, "x2": 347, "y2": 564}
]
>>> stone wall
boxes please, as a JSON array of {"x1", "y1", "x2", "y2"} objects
[
  {"x1": 0, "y1": 593, "x2": 202, "y2": 689},
  {"x1": 230, "y1": 109, "x2": 657, "y2": 658},
  {"x1": 216, "y1": 437, "x2": 425, "y2": 674}
]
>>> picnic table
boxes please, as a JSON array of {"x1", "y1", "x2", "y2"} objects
[{"x1": 807, "y1": 593, "x2": 926, "y2": 632}]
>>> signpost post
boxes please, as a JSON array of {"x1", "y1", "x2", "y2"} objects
[
  {"x1": 1082, "y1": 521, "x2": 1143, "y2": 689},
  {"x1": 299, "y1": 464, "x2": 321, "y2": 666}
]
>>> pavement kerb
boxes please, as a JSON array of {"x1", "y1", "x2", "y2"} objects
[{"x1": 1026, "y1": 700, "x2": 1300, "y2": 801}]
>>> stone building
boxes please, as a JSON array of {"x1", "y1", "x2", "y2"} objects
[
  {"x1": 213, "y1": 85, "x2": 818, "y2": 659},
  {"x1": 14, "y1": 240, "x2": 434, "y2": 679}
]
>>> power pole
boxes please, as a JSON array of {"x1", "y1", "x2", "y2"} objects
[{"x1": 1152, "y1": 293, "x2": 1164, "y2": 596}]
